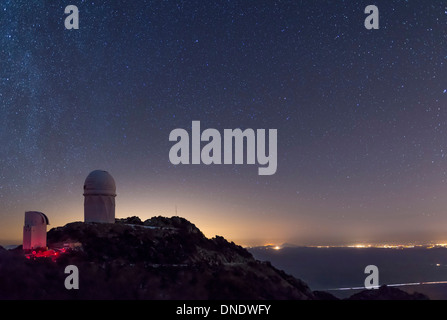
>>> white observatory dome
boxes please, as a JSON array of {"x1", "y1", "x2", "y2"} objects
[
  {"x1": 24, "y1": 211, "x2": 50, "y2": 226},
  {"x1": 83, "y1": 170, "x2": 116, "y2": 224},
  {"x1": 23, "y1": 211, "x2": 49, "y2": 251},
  {"x1": 83, "y1": 170, "x2": 116, "y2": 196}
]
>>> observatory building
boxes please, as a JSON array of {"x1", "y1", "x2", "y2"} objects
[
  {"x1": 83, "y1": 170, "x2": 116, "y2": 223},
  {"x1": 23, "y1": 211, "x2": 49, "y2": 251}
]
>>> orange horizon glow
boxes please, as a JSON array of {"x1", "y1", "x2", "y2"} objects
[{"x1": 3, "y1": 180, "x2": 447, "y2": 248}]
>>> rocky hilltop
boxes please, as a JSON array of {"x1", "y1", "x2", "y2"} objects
[
  {"x1": 0, "y1": 216, "x2": 429, "y2": 300},
  {"x1": 346, "y1": 285, "x2": 429, "y2": 300},
  {"x1": 0, "y1": 216, "x2": 314, "y2": 299}
]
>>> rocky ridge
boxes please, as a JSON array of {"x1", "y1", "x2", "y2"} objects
[{"x1": 0, "y1": 216, "x2": 429, "y2": 300}]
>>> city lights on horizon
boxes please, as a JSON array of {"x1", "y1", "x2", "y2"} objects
[{"x1": 256, "y1": 242, "x2": 447, "y2": 250}]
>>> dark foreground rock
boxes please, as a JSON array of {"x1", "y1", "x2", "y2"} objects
[
  {"x1": 347, "y1": 285, "x2": 429, "y2": 300},
  {"x1": 0, "y1": 216, "x2": 430, "y2": 300},
  {"x1": 0, "y1": 216, "x2": 314, "y2": 300}
]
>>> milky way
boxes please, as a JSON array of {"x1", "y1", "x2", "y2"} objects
[{"x1": 1, "y1": 0, "x2": 447, "y2": 245}]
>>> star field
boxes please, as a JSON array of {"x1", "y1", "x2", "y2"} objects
[{"x1": 1, "y1": 0, "x2": 447, "y2": 246}]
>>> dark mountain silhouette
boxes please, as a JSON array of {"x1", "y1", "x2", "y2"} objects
[
  {"x1": 347, "y1": 285, "x2": 429, "y2": 300},
  {"x1": 0, "y1": 216, "x2": 314, "y2": 299},
  {"x1": 0, "y1": 216, "x2": 429, "y2": 300}
]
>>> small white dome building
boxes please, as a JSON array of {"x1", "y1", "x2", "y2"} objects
[
  {"x1": 83, "y1": 170, "x2": 116, "y2": 223},
  {"x1": 23, "y1": 211, "x2": 49, "y2": 251}
]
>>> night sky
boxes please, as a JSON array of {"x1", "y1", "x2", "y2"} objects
[{"x1": 1, "y1": 0, "x2": 447, "y2": 246}]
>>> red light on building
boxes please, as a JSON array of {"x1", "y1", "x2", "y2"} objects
[{"x1": 25, "y1": 248, "x2": 69, "y2": 261}]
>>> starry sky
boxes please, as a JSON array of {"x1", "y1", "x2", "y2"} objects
[{"x1": 1, "y1": 0, "x2": 447, "y2": 246}]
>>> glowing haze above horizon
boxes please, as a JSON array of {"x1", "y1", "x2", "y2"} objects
[{"x1": 2, "y1": 1, "x2": 447, "y2": 247}]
